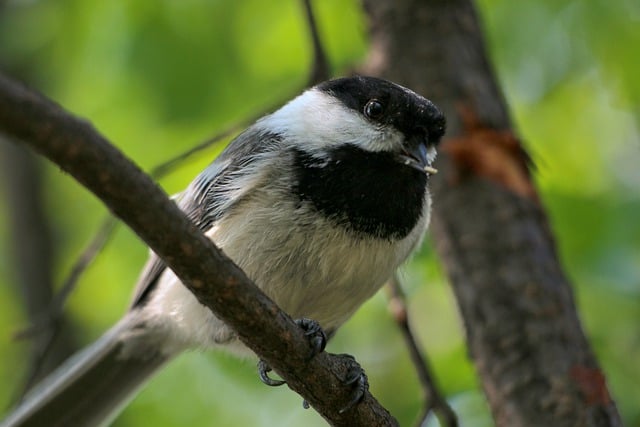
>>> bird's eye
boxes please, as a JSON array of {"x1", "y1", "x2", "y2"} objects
[{"x1": 364, "y1": 99, "x2": 384, "y2": 120}]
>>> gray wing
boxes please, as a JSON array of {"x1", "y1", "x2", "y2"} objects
[{"x1": 129, "y1": 128, "x2": 283, "y2": 308}]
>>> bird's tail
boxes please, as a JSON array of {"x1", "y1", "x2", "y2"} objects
[{"x1": 1, "y1": 314, "x2": 176, "y2": 427}]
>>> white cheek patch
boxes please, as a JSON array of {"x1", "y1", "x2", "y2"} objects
[{"x1": 258, "y1": 89, "x2": 403, "y2": 154}]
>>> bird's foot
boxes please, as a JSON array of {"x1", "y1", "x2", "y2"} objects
[
  {"x1": 300, "y1": 353, "x2": 368, "y2": 412},
  {"x1": 257, "y1": 317, "x2": 327, "y2": 387},
  {"x1": 334, "y1": 353, "x2": 368, "y2": 413},
  {"x1": 257, "y1": 318, "x2": 367, "y2": 413}
]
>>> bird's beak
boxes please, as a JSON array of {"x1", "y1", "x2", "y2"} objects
[{"x1": 398, "y1": 141, "x2": 438, "y2": 175}]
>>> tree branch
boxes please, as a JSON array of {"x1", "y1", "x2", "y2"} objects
[
  {"x1": 301, "y1": 0, "x2": 330, "y2": 85},
  {"x1": 361, "y1": 0, "x2": 622, "y2": 426},
  {"x1": 0, "y1": 73, "x2": 397, "y2": 426},
  {"x1": 386, "y1": 275, "x2": 458, "y2": 427}
]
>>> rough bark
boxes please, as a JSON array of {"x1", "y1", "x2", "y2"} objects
[
  {"x1": 361, "y1": 0, "x2": 623, "y2": 426},
  {"x1": 0, "y1": 73, "x2": 397, "y2": 427}
]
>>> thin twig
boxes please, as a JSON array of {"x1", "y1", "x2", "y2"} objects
[
  {"x1": 11, "y1": 216, "x2": 117, "y2": 401},
  {"x1": 301, "y1": 0, "x2": 330, "y2": 85},
  {"x1": 151, "y1": 93, "x2": 299, "y2": 179},
  {"x1": 1, "y1": 139, "x2": 77, "y2": 403},
  {"x1": 13, "y1": 315, "x2": 63, "y2": 402},
  {"x1": 386, "y1": 274, "x2": 458, "y2": 427},
  {"x1": 149, "y1": 126, "x2": 239, "y2": 179},
  {"x1": 13, "y1": 216, "x2": 118, "y2": 342}
]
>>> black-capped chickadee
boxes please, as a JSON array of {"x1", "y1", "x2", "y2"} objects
[{"x1": 3, "y1": 76, "x2": 445, "y2": 427}]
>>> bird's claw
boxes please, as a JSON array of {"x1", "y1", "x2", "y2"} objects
[
  {"x1": 258, "y1": 359, "x2": 286, "y2": 387},
  {"x1": 295, "y1": 317, "x2": 327, "y2": 356},
  {"x1": 336, "y1": 353, "x2": 368, "y2": 413},
  {"x1": 293, "y1": 354, "x2": 369, "y2": 412},
  {"x1": 257, "y1": 317, "x2": 327, "y2": 388},
  {"x1": 257, "y1": 320, "x2": 365, "y2": 412}
]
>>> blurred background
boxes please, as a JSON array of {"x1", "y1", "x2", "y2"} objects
[{"x1": 0, "y1": 0, "x2": 638, "y2": 426}]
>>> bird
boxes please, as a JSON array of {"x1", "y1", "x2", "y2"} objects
[{"x1": 2, "y1": 76, "x2": 445, "y2": 427}]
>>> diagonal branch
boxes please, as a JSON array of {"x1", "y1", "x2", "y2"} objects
[
  {"x1": 0, "y1": 73, "x2": 397, "y2": 427},
  {"x1": 386, "y1": 275, "x2": 458, "y2": 427}
]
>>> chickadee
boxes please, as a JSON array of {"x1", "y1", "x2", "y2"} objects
[{"x1": 3, "y1": 76, "x2": 445, "y2": 427}]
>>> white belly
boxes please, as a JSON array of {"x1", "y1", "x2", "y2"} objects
[{"x1": 143, "y1": 193, "x2": 429, "y2": 355}]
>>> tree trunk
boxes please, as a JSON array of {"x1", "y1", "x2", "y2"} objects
[{"x1": 361, "y1": 0, "x2": 623, "y2": 426}]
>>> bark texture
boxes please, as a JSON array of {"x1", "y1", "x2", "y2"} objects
[{"x1": 361, "y1": 0, "x2": 623, "y2": 426}]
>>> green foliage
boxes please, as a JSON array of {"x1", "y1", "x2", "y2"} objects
[{"x1": 0, "y1": 0, "x2": 637, "y2": 425}]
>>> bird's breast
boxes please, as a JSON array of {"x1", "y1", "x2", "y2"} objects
[
  {"x1": 210, "y1": 181, "x2": 430, "y2": 331},
  {"x1": 292, "y1": 145, "x2": 428, "y2": 240}
]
